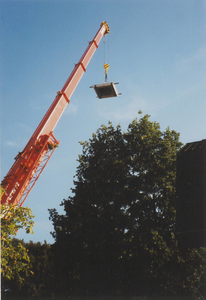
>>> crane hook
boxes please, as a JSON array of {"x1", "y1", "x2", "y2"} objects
[{"x1": 104, "y1": 63, "x2": 109, "y2": 82}]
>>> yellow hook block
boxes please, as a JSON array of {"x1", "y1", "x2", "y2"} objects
[{"x1": 104, "y1": 63, "x2": 109, "y2": 74}]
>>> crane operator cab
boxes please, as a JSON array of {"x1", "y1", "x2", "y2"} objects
[{"x1": 91, "y1": 63, "x2": 121, "y2": 99}]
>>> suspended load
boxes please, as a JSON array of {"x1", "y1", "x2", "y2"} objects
[
  {"x1": 91, "y1": 37, "x2": 121, "y2": 99},
  {"x1": 92, "y1": 82, "x2": 120, "y2": 99}
]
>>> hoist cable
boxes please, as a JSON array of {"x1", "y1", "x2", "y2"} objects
[
  {"x1": 103, "y1": 34, "x2": 110, "y2": 82},
  {"x1": 103, "y1": 35, "x2": 105, "y2": 65},
  {"x1": 108, "y1": 33, "x2": 110, "y2": 65}
]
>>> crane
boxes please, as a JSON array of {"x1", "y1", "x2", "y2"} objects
[{"x1": 1, "y1": 21, "x2": 110, "y2": 207}]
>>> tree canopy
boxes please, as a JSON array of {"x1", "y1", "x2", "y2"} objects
[
  {"x1": 1, "y1": 204, "x2": 35, "y2": 296},
  {"x1": 1, "y1": 114, "x2": 205, "y2": 299},
  {"x1": 49, "y1": 114, "x2": 205, "y2": 298}
]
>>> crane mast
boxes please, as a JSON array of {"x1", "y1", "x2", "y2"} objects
[{"x1": 1, "y1": 21, "x2": 110, "y2": 207}]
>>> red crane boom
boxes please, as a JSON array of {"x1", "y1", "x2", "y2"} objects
[{"x1": 1, "y1": 21, "x2": 110, "y2": 207}]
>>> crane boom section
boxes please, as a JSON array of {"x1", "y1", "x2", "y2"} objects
[
  {"x1": 1, "y1": 22, "x2": 109, "y2": 206},
  {"x1": 25, "y1": 22, "x2": 108, "y2": 149}
]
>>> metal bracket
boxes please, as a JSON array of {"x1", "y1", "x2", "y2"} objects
[{"x1": 57, "y1": 91, "x2": 70, "y2": 103}]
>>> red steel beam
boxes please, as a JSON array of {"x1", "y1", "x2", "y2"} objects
[{"x1": 1, "y1": 22, "x2": 109, "y2": 206}]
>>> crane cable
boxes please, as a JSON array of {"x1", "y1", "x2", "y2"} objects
[{"x1": 103, "y1": 34, "x2": 110, "y2": 82}]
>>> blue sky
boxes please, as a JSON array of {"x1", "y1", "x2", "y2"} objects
[{"x1": 1, "y1": 0, "x2": 206, "y2": 244}]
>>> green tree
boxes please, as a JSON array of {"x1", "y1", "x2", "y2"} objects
[
  {"x1": 1, "y1": 204, "x2": 35, "y2": 297},
  {"x1": 17, "y1": 240, "x2": 54, "y2": 298},
  {"x1": 49, "y1": 114, "x2": 205, "y2": 298},
  {"x1": 49, "y1": 121, "x2": 130, "y2": 296},
  {"x1": 121, "y1": 116, "x2": 182, "y2": 295}
]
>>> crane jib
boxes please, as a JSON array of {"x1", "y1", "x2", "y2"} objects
[{"x1": 1, "y1": 21, "x2": 109, "y2": 207}]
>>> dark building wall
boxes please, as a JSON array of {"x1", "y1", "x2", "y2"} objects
[{"x1": 176, "y1": 139, "x2": 206, "y2": 248}]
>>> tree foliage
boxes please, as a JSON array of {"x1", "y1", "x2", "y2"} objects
[
  {"x1": 1, "y1": 204, "x2": 35, "y2": 296},
  {"x1": 15, "y1": 240, "x2": 54, "y2": 298},
  {"x1": 49, "y1": 114, "x2": 206, "y2": 298},
  {"x1": 1, "y1": 115, "x2": 205, "y2": 298}
]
